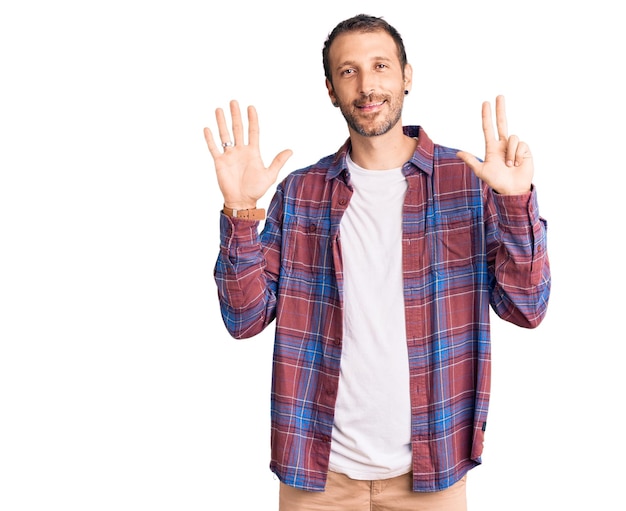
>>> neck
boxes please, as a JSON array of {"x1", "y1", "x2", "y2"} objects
[{"x1": 348, "y1": 123, "x2": 417, "y2": 170}]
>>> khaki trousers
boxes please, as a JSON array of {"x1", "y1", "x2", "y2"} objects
[{"x1": 279, "y1": 471, "x2": 467, "y2": 511}]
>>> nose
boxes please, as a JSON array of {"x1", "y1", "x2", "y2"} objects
[{"x1": 358, "y1": 70, "x2": 377, "y2": 96}]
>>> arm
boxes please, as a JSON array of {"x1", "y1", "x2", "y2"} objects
[
  {"x1": 213, "y1": 191, "x2": 283, "y2": 338},
  {"x1": 458, "y1": 96, "x2": 550, "y2": 326},
  {"x1": 484, "y1": 185, "x2": 551, "y2": 328},
  {"x1": 204, "y1": 100, "x2": 292, "y2": 338}
]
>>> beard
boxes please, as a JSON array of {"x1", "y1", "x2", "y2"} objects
[{"x1": 335, "y1": 89, "x2": 405, "y2": 137}]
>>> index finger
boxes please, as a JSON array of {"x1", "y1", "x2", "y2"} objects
[
  {"x1": 247, "y1": 105, "x2": 260, "y2": 148},
  {"x1": 482, "y1": 100, "x2": 496, "y2": 144}
]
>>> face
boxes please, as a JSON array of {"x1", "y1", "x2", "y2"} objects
[{"x1": 326, "y1": 30, "x2": 411, "y2": 138}]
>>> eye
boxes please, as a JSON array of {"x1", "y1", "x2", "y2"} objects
[
  {"x1": 375, "y1": 63, "x2": 388, "y2": 70},
  {"x1": 341, "y1": 68, "x2": 356, "y2": 76}
]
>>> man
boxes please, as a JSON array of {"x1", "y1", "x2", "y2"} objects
[{"x1": 204, "y1": 14, "x2": 550, "y2": 511}]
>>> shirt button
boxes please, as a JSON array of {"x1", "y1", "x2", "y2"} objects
[
  {"x1": 338, "y1": 198, "x2": 347, "y2": 205},
  {"x1": 308, "y1": 224, "x2": 317, "y2": 232}
]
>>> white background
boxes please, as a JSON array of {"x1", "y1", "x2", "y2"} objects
[{"x1": 1, "y1": 1, "x2": 624, "y2": 509}]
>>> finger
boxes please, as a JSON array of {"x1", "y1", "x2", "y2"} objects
[
  {"x1": 506, "y1": 134, "x2": 519, "y2": 167},
  {"x1": 514, "y1": 141, "x2": 532, "y2": 167},
  {"x1": 215, "y1": 107, "x2": 232, "y2": 146},
  {"x1": 268, "y1": 149, "x2": 294, "y2": 177},
  {"x1": 230, "y1": 100, "x2": 244, "y2": 146},
  {"x1": 203, "y1": 127, "x2": 221, "y2": 158},
  {"x1": 247, "y1": 105, "x2": 260, "y2": 148},
  {"x1": 482, "y1": 100, "x2": 496, "y2": 145},
  {"x1": 456, "y1": 150, "x2": 482, "y2": 174},
  {"x1": 495, "y1": 95, "x2": 508, "y2": 141}
]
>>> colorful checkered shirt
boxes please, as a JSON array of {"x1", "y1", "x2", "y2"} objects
[{"x1": 214, "y1": 126, "x2": 551, "y2": 492}]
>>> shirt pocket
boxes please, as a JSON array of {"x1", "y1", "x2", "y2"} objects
[
  {"x1": 433, "y1": 208, "x2": 479, "y2": 275},
  {"x1": 282, "y1": 219, "x2": 332, "y2": 281}
]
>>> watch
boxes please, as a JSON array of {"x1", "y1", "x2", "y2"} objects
[{"x1": 222, "y1": 205, "x2": 266, "y2": 221}]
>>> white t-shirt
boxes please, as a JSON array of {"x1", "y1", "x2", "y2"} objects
[{"x1": 328, "y1": 154, "x2": 412, "y2": 480}]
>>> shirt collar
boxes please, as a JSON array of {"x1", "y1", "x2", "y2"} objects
[{"x1": 326, "y1": 126, "x2": 435, "y2": 181}]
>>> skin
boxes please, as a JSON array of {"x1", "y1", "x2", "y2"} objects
[
  {"x1": 324, "y1": 30, "x2": 417, "y2": 171},
  {"x1": 203, "y1": 29, "x2": 533, "y2": 210}
]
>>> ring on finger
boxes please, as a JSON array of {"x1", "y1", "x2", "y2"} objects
[{"x1": 222, "y1": 141, "x2": 234, "y2": 148}]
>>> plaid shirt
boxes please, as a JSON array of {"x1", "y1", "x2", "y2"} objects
[{"x1": 214, "y1": 126, "x2": 551, "y2": 492}]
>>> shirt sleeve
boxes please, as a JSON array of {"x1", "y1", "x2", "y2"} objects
[
  {"x1": 213, "y1": 188, "x2": 283, "y2": 339},
  {"x1": 484, "y1": 185, "x2": 551, "y2": 328}
]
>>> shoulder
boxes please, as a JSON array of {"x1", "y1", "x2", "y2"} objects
[{"x1": 280, "y1": 152, "x2": 339, "y2": 188}]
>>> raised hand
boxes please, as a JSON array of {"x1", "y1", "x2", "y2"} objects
[
  {"x1": 457, "y1": 95, "x2": 533, "y2": 195},
  {"x1": 204, "y1": 100, "x2": 293, "y2": 209}
]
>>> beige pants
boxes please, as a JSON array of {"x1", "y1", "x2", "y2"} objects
[{"x1": 279, "y1": 471, "x2": 467, "y2": 511}]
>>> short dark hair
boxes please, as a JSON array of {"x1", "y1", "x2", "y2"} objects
[{"x1": 322, "y1": 14, "x2": 408, "y2": 85}]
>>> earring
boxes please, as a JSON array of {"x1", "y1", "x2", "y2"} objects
[{"x1": 404, "y1": 90, "x2": 409, "y2": 95}]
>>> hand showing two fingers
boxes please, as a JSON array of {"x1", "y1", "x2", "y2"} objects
[{"x1": 457, "y1": 95, "x2": 533, "y2": 195}]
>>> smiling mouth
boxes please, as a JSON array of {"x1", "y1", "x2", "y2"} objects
[{"x1": 356, "y1": 100, "x2": 385, "y2": 112}]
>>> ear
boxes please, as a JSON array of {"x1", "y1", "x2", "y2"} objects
[
  {"x1": 326, "y1": 78, "x2": 338, "y2": 107},
  {"x1": 403, "y1": 63, "x2": 413, "y2": 94}
]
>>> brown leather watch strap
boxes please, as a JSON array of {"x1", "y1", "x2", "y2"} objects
[{"x1": 222, "y1": 205, "x2": 266, "y2": 221}]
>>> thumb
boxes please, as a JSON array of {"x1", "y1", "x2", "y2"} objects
[
  {"x1": 456, "y1": 150, "x2": 481, "y2": 171},
  {"x1": 268, "y1": 149, "x2": 293, "y2": 177}
]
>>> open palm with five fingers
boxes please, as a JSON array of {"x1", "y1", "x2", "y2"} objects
[
  {"x1": 203, "y1": 100, "x2": 293, "y2": 210},
  {"x1": 457, "y1": 95, "x2": 533, "y2": 196}
]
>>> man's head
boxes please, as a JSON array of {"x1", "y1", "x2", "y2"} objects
[
  {"x1": 322, "y1": 14, "x2": 408, "y2": 87},
  {"x1": 322, "y1": 14, "x2": 412, "y2": 138}
]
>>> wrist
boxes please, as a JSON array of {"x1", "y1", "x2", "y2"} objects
[{"x1": 223, "y1": 200, "x2": 258, "y2": 210}]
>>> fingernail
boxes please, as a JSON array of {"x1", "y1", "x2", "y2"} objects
[{"x1": 506, "y1": 160, "x2": 513, "y2": 166}]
